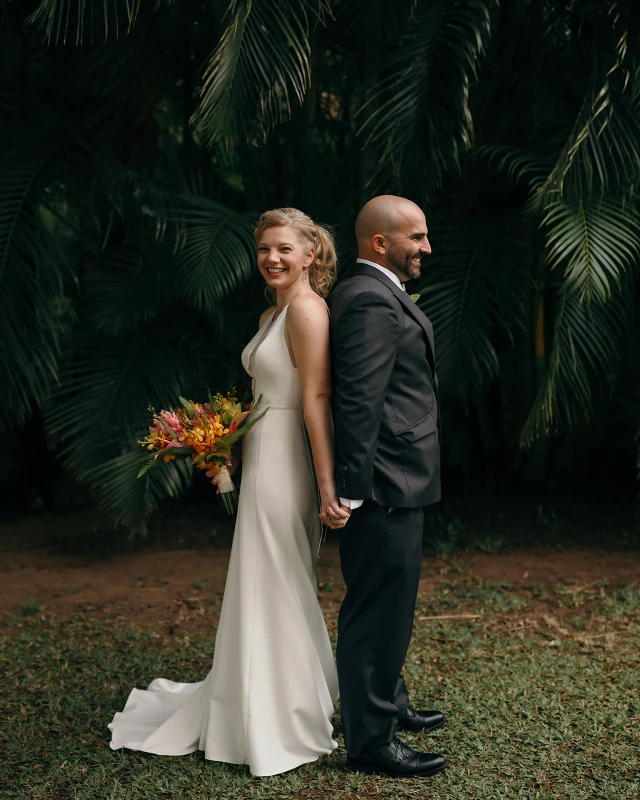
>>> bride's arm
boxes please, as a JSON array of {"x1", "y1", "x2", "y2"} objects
[{"x1": 287, "y1": 294, "x2": 350, "y2": 528}]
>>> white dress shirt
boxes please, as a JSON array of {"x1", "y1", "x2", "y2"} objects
[
  {"x1": 355, "y1": 258, "x2": 403, "y2": 288},
  {"x1": 338, "y1": 259, "x2": 402, "y2": 511}
]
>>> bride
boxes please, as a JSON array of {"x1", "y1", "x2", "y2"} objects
[{"x1": 108, "y1": 208, "x2": 349, "y2": 776}]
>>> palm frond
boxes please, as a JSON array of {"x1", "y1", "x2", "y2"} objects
[
  {"x1": 359, "y1": 0, "x2": 493, "y2": 194},
  {"x1": 47, "y1": 329, "x2": 194, "y2": 459},
  {"x1": 195, "y1": 0, "x2": 331, "y2": 147},
  {"x1": 0, "y1": 114, "x2": 76, "y2": 428},
  {"x1": 472, "y1": 145, "x2": 552, "y2": 190},
  {"x1": 530, "y1": 66, "x2": 640, "y2": 210},
  {"x1": 418, "y1": 214, "x2": 532, "y2": 397},
  {"x1": 84, "y1": 244, "x2": 170, "y2": 336},
  {"x1": 170, "y1": 197, "x2": 257, "y2": 314},
  {"x1": 26, "y1": 0, "x2": 142, "y2": 44},
  {"x1": 543, "y1": 192, "x2": 640, "y2": 304},
  {"x1": 520, "y1": 285, "x2": 633, "y2": 445},
  {"x1": 45, "y1": 326, "x2": 200, "y2": 531},
  {"x1": 82, "y1": 449, "x2": 193, "y2": 536}
]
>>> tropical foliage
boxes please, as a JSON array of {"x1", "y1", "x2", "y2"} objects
[{"x1": 1, "y1": 0, "x2": 639, "y2": 532}]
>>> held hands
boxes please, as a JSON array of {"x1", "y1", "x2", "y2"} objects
[{"x1": 319, "y1": 495, "x2": 351, "y2": 529}]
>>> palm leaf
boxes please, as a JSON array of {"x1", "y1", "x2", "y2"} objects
[
  {"x1": 84, "y1": 449, "x2": 193, "y2": 536},
  {"x1": 26, "y1": 0, "x2": 142, "y2": 44},
  {"x1": 530, "y1": 67, "x2": 640, "y2": 210},
  {"x1": 46, "y1": 329, "x2": 194, "y2": 462},
  {"x1": 0, "y1": 113, "x2": 76, "y2": 428},
  {"x1": 359, "y1": 0, "x2": 493, "y2": 194},
  {"x1": 195, "y1": 0, "x2": 331, "y2": 147},
  {"x1": 520, "y1": 285, "x2": 633, "y2": 445},
  {"x1": 45, "y1": 325, "x2": 201, "y2": 530},
  {"x1": 543, "y1": 192, "x2": 640, "y2": 304},
  {"x1": 472, "y1": 145, "x2": 552, "y2": 191},
  {"x1": 417, "y1": 214, "x2": 531, "y2": 397},
  {"x1": 84, "y1": 243, "x2": 170, "y2": 336},
  {"x1": 170, "y1": 197, "x2": 257, "y2": 314}
]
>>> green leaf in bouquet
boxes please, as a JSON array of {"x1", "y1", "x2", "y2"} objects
[
  {"x1": 216, "y1": 441, "x2": 233, "y2": 458},
  {"x1": 222, "y1": 404, "x2": 269, "y2": 449},
  {"x1": 201, "y1": 453, "x2": 227, "y2": 466},
  {"x1": 136, "y1": 455, "x2": 156, "y2": 479},
  {"x1": 137, "y1": 446, "x2": 195, "y2": 478},
  {"x1": 163, "y1": 446, "x2": 194, "y2": 459},
  {"x1": 179, "y1": 396, "x2": 198, "y2": 418}
]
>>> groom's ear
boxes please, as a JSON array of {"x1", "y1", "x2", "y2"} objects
[{"x1": 372, "y1": 234, "x2": 386, "y2": 255}]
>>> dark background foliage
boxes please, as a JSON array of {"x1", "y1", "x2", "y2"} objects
[{"x1": 1, "y1": 0, "x2": 639, "y2": 535}]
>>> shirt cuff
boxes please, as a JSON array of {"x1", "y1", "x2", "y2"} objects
[{"x1": 339, "y1": 498, "x2": 364, "y2": 510}]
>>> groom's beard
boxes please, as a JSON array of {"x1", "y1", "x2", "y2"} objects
[{"x1": 389, "y1": 250, "x2": 424, "y2": 282}]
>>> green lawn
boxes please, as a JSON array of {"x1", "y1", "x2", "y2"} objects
[{"x1": 3, "y1": 578, "x2": 639, "y2": 799}]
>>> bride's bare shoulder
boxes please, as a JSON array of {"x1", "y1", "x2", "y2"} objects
[
  {"x1": 258, "y1": 305, "x2": 277, "y2": 329},
  {"x1": 288, "y1": 292, "x2": 327, "y2": 319},
  {"x1": 286, "y1": 294, "x2": 329, "y2": 344}
]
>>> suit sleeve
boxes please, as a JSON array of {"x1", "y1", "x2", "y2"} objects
[{"x1": 332, "y1": 289, "x2": 400, "y2": 499}]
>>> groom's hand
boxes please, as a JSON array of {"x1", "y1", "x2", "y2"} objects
[{"x1": 319, "y1": 501, "x2": 351, "y2": 529}]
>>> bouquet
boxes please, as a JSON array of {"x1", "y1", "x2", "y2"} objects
[{"x1": 137, "y1": 391, "x2": 267, "y2": 514}]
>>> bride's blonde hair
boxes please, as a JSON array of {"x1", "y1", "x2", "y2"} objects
[{"x1": 254, "y1": 208, "x2": 337, "y2": 298}]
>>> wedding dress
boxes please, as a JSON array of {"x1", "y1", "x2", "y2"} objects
[{"x1": 108, "y1": 306, "x2": 339, "y2": 776}]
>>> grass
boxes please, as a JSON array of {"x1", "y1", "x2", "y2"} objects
[{"x1": 2, "y1": 578, "x2": 640, "y2": 799}]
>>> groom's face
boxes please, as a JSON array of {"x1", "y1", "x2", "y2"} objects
[{"x1": 385, "y1": 210, "x2": 431, "y2": 281}]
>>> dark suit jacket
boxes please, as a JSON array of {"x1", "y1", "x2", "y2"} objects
[{"x1": 327, "y1": 262, "x2": 441, "y2": 508}]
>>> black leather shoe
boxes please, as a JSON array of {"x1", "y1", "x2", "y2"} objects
[
  {"x1": 347, "y1": 737, "x2": 447, "y2": 778},
  {"x1": 397, "y1": 706, "x2": 445, "y2": 733}
]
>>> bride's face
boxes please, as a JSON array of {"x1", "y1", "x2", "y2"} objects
[{"x1": 257, "y1": 226, "x2": 314, "y2": 292}]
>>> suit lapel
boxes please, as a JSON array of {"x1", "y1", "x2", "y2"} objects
[{"x1": 353, "y1": 263, "x2": 436, "y2": 375}]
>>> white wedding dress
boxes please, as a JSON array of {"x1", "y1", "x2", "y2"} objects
[{"x1": 109, "y1": 307, "x2": 339, "y2": 776}]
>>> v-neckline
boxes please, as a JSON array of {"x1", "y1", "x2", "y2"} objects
[{"x1": 246, "y1": 306, "x2": 287, "y2": 378}]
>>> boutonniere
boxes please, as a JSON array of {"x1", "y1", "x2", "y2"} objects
[{"x1": 401, "y1": 283, "x2": 420, "y2": 303}]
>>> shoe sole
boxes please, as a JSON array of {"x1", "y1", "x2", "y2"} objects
[
  {"x1": 397, "y1": 718, "x2": 445, "y2": 733},
  {"x1": 347, "y1": 761, "x2": 447, "y2": 778}
]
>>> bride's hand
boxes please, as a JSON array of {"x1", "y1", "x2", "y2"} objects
[
  {"x1": 226, "y1": 449, "x2": 240, "y2": 477},
  {"x1": 319, "y1": 496, "x2": 350, "y2": 529},
  {"x1": 207, "y1": 451, "x2": 240, "y2": 493}
]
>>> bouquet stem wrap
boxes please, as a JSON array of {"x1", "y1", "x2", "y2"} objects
[{"x1": 216, "y1": 466, "x2": 239, "y2": 515}]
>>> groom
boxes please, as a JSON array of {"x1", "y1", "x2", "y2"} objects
[{"x1": 326, "y1": 195, "x2": 446, "y2": 778}]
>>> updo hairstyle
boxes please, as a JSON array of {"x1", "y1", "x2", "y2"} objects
[{"x1": 254, "y1": 207, "x2": 337, "y2": 298}]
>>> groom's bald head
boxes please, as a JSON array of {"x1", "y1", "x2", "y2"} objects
[
  {"x1": 356, "y1": 195, "x2": 422, "y2": 245},
  {"x1": 355, "y1": 195, "x2": 431, "y2": 281}
]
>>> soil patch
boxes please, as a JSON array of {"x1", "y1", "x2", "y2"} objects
[{"x1": 2, "y1": 507, "x2": 638, "y2": 636}]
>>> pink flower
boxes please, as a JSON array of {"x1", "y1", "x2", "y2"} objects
[{"x1": 161, "y1": 410, "x2": 184, "y2": 435}]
